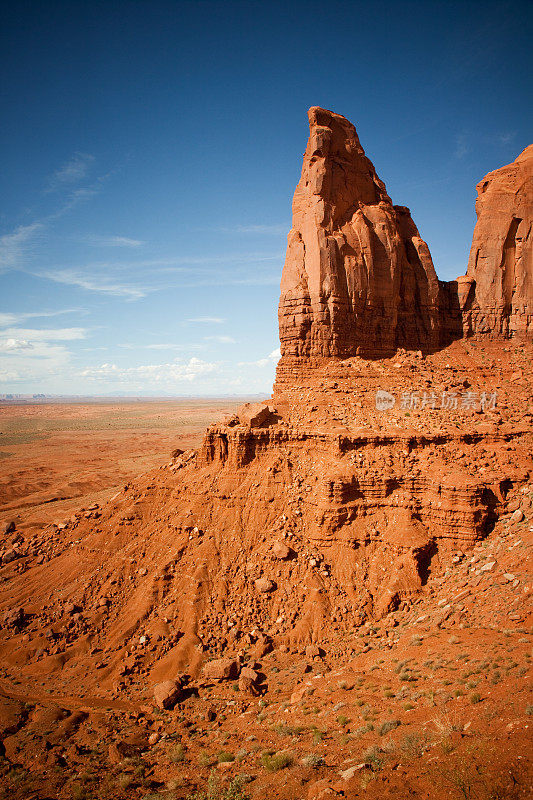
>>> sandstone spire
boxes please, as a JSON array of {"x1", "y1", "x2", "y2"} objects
[
  {"x1": 461, "y1": 145, "x2": 533, "y2": 339},
  {"x1": 277, "y1": 107, "x2": 441, "y2": 380}
]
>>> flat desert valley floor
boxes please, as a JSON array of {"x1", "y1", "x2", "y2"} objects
[{"x1": 0, "y1": 399, "x2": 247, "y2": 531}]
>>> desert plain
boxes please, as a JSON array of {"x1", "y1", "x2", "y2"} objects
[{"x1": 0, "y1": 398, "x2": 246, "y2": 530}]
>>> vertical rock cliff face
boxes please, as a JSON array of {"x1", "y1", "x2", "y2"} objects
[
  {"x1": 277, "y1": 107, "x2": 441, "y2": 382},
  {"x1": 462, "y1": 145, "x2": 533, "y2": 339}
]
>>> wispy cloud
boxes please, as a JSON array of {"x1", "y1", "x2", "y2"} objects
[
  {"x1": 41, "y1": 269, "x2": 148, "y2": 299},
  {"x1": 238, "y1": 347, "x2": 280, "y2": 368},
  {"x1": 0, "y1": 222, "x2": 45, "y2": 271},
  {"x1": 118, "y1": 342, "x2": 205, "y2": 352},
  {"x1": 187, "y1": 316, "x2": 226, "y2": 324},
  {"x1": 46, "y1": 152, "x2": 95, "y2": 191},
  {"x1": 219, "y1": 224, "x2": 288, "y2": 235},
  {"x1": 0, "y1": 327, "x2": 86, "y2": 342},
  {"x1": 497, "y1": 132, "x2": 516, "y2": 145},
  {"x1": 203, "y1": 335, "x2": 236, "y2": 344},
  {"x1": 0, "y1": 309, "x2": 82, "y2": 327},
  {"x1": 81, "y1": 235, "x2": 145, "y2": 248},
  {"x1": 454, "y1": 132, "x2": 470, "y2": 160},
  {"x1": 36, "y1": 250, "x2": 282, "y2": 299}
]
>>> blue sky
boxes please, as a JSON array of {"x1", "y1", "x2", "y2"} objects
[{"x1": 1, "y1": 0, "x2": 531, "y2": 396}]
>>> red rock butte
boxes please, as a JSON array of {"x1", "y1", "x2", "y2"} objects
[{"x1": 276, "y1": 107, "x2": 532, "y2": 388}]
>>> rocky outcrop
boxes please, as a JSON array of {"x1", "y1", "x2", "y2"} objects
[
  {"x1": 277, "y1": 109, "x2": 532, "y2": 386},
  {"x1": 461, "y1": 145, "x2": 533, "y2": 339},
  {"x1": 277, "y1": 107, "x2": 442, "y2": 383}
]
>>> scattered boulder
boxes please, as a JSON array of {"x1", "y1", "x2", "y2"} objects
[
  {"x1": 1, "y1": 607, "x2": 24, "y2": 630},
  {"x1": 1, "y1": 548, "x2": 20, "y2": 565},
  {"x1": 272, "y1": 541, "x2": 292, "y2": 560},
  {"x1": 510, "y1": 509, "x2": 524, "y2": 523},
  {"x1": 254, "y1": 578, "x2": 275, "y2": 593},
  {"x1": 305, "y1": 644, "x2": 323, "y2": 659},
  {"x1": 339, "y1": 764, "x2": 365, "y2": 780},
  {"x1": 290, "y1": 683, "x2": 313, "y2": 704},
  {"x1": 202, "y1": 658, "x2": 240, "y2": 681},
  {"x1": 0, "y1": 521, "x2": 15, "y2": 536},
  {"x1": 251, "y1": 632, "x2": 273, "y2": 658},
  {"x1": 238, "y1": 403, "x2": 272, "y2": 428},
  {"x1": 238, "y1": 666, "x2": 260, "y2": 694},
  {"x1": 153, "y1": 679, "x2": 184, "y2": 710},
  {"x1": 307, "y1": 778, "x2": 343, "y2": 799}
]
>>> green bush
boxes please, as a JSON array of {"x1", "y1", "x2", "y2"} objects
[
  {"x1": 260, "y1": 750, "x2": 293, "y2": 772},
  {"x1": 217, "y1": 752, "x2": 235, "y2": 763},
  {"x1": 378, "y1": 720, "x2": 401, "y2": 736}
]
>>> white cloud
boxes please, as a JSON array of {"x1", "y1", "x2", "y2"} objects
[
  {"x1": 0, "y1": 339, "x2": 80, "y2": 386},
  {"x1": 79, "y1": 357, "x2": 218, "y2": 385},
  {"x1": 41, "y1": 269, "x2": 148, "y2": 299},
  {"x1": 187, "y1": 316, "x2": 226, "y2": 324},
  {"x1": 238, "y1": 348, "x2": 280, "y2": 368},
  {"x1": 82, "y1": 235, "x2": 145, "y2": 248},
  {"x1": 0, "y1": 327, "x2": 86, "y2": 342},
  {"x1": 0, "y1": 325, "x2": 89, "y2": 388},
  {"x1": 0, "y1": 338, "x2": 33, "y2": 352},
  {"x1": 0, "y1": 309, "x2": 81, "y2": 327},
  {"x1": 204, "y1": 335, "x2": 236, "y2": 344},
  {"x1": 118, "y1": 342, "x2": 205, "y2": 351},
  {"x1": 454, "y1": 133, "x2": 470, "y2": 160},
  {"x1": 0, "y1": 222, "x2": 44, "y2": 271},
  {"x1": 219, "y1": 224, "x2": 288, "y2": 235},
  {"x1": 46, "y1": 153, "x2": 95, "y2": 191}
]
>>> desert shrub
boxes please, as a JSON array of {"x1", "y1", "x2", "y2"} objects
[
  {"x1": 379, "y1": 720, "x2": 401, "y2": 736},
  {"x1": 362, "y1": 745, "x2": 386, "y2": 771},
  {"x1": 301, "y1": 754, "x2": 325, "y2": 768},
  {"x1": 260, "y1": 750, "x2": 293, "y2": 772},
  {"x1": 217, "y1": 751, "x2": 235, "y2": 763},
  {"x1": 117, "y1": 773, "x2": 133, "y2": 789},
  {"x1": 399, "y1": 731, "x2": 432, "y2": 759},
  {"x1": 186, "y1": 771, "x2": 251, "y2": 800},
  {"x1": 170, "y1": 743, "x2": 186, "y2": 763},
  {"x1": 198, "y1": 751, "x2": 215, "y2": 767}
]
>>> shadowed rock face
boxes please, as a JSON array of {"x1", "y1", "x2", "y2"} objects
[
  {"x1": 462, "y1": 145, "x2": 533, "y2": 339},
  {"x1": 278, "y1": 107, "x2": 442, "y2": 371}
]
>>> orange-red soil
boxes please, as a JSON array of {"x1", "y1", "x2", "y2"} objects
[
  {"x1": 0, "y1": 348, "x2": 531, "y2": 800},
  {"x1": 0, "y1": 399, "x2": 245, "y2": 531}
]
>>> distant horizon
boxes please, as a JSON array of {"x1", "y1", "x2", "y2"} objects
[
  {"x1": 0, "y1": 392, "x2": 268, "y2": 402},
  {"x1": 1, "y1": 0, "x2": 531, "y2": 395}
]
